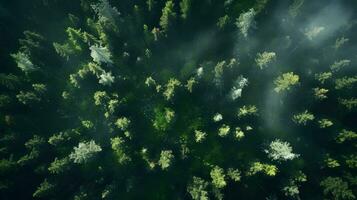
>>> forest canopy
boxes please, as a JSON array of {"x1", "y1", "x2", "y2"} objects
[{"x1": 0, "y1": 0, "x2": 356, "y2": 199}]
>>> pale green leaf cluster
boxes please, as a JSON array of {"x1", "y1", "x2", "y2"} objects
[
  {"x1": 313, "y1": 87, "x2": 328, "y2": 100},
  {"x1": 274, "y1": 72, "x2": 299, "y2": 93},
  {"x1": 187, "y1": 177, "x2": 209, "y2": 200},
  {"x1": 111, "y1": 137, "x2": 131, "y2": 164},
  {"x1": 11, "y1": 52, "x2": 37, "y2": 73},
  {"x1": 115, "y1": 117, "x2": 131, "y2": 131},
  {"x1": 237, "y1": 105, "x2": 258, "y2": 118},
  {"x1": 292, "y1": 110, "x2": 314, "y2": 125},
  {"x1": 90, "y1": 45, "x2": 113, "y2": 64},
  {"x1": 218, "y1": 124, "x2": 230, "y2": 137},
  {"x1": 210, "y1": 166, "x2": 226, "y2": 189},
  {"x1": 69, "y1": 140, "x2": 102, "y2": 164},
  {"x1": 235, "y1": 8, "x2": 256, "y2": 37},
  {"x1": 335, "y1": 129, "x2": 357, "y2": 144},
  {"x1": 247, "y1": 162, "x2": 278, "y2": 176},
  {"x1": 163, "y1": 78, "x2": 181, "y2": 100},
  {"x1": 264, "y1": 139, "x2": 299, "y2": 161},
  {"x1": 318, "y1": 119, "x2": 333, "y2": 128},
  {"x1": 195, "y1": 130, "x2": 207, "y2": 143},
  {"x1": 159, "y1": 1, "x2": 176, "y2": 33},
  {"x1": 255, "y1": 51, "x2": 276, "y2": 69},
  {"x1": 158, "y1": 150, "x2": 174, "y2": 170}
]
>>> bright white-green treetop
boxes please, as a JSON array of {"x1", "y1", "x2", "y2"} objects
[
  {"x1": 264, "y1": 139, "x2": 299, "y2": 162},
  {"x1": 235, "y1": 8, "x2": 256, "y2": 37},
  {"x1": 230, "y1": 76, "x2": 248, "y2": 100},
  {"x1": 210, "y1": 166, "x2": 226, "y2": 189},
  {"x1": 69, "y1": 140, "x2": 102, "y2": 164},
  {"x1": 158, "y1": 150, "x2": 174, "y2": 170},
  {"x1": 274, "y1": 72, "x2": 299, "y2": 93},
  {"x1": 255, "y1": 51, "x2": 276, "y2": 69},
  {"x1": 92, "y1": 0, "x2": 120, "y2": 24},
  {"x1": 187, "y1": 176, "x2": 209, "y2": 200},
  {"x1": 99, "y1": 71, "x2": 115, "y2": 86},
  {"x1": 11, "y1": 52, "x2": 37, "y2": 73},
  {"x1": 90, "y1": 45, "x2": 113, "y2": 64}
]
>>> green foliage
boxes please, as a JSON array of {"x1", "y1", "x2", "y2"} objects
[
  {"x1": 16, "y1": 91, "x2": 40, "y2": 105},
  {"x1": 320, "y1": 177, "x2": 355, "y2": 200},
  {"x1": 235, "y1": 8, "x2": 256, "y2": 37},
  {"x1": 335, "y1": 129, "x2": 357, "y2": 144},
  {"x1": 218, "y1": 124, "x2": 230, "y2": 137},
  {"x1": 339, "y1": 98, "x2": 357, "y2": 110},
  {"x1": 217, "y1": 15, "x2": 230, "y2": 29},
  {"x1": 247, "y1": 162, "x2": 278, "y2": 176},
  {"x1": 264, "y1": 139, "x2": 299, "y2": 161},
  {"x1": 115, "y1": 117, "x2": 130, "y2": 131},
  {"x1": 315, "y1": 72, "x2": 332, "y2": 84},
  {"x1": 147, "y1": 0, "x2": 155, "y2": 11},
  {"x1": 187, "y1": 177, "x2": 209, "y2": 200},
  {"x1": 111, "y1": 137, "x2": 131, "y2": 164},
  {"x1": 237, "y1": 105, "x2": 258, "y2": 118},
  {"x1": 90, "y1": 45, "x2": 113, "y2": 64},
  {"x1": 292, "y1": 110, "x2": 315, "y2": 125},
  {"x1": 0, "y1": 73, "x2": 20, "y2": 89},
  {"x1": 92, "y1": 0, "x2": 120, "y2": 25},
  {"x1": 153, "y1": 107, "x2": 175, "y2": 131},
  {"x1": 160, "y1": 1, "x2": 176, "y2": 33},
  {"x1": 163, "y1": 78, "x2": 181, "y2": 100},
  {"x1": 255, "y1": 51, "x2": 276, "y2": 69},
  {"x1": 345, "y1": 154, "x2": 357, "y2": 169},
  {"x1": 48, "y1": 157, "x2": 70, "y2": 174},
  {"x1": 33, "y1": 179, "x2": 55, "y2": 198},
  {"x1": 158, "y1": 150, "x2": 174, "y2": 170},
  {"x1": 93, "y1": 91, "x2": 109, "y2": 106},
  {"x1": 330, "y1": 59, "x2": 351, "y2": 72},
  {"x1": 69, "y1": 140, "x2": 102, "y2": 164},
  {"x1": 227, "y1": 168, "x2": 241, "y2": 182},
  {"x1": 0, "y1": 95, "x2": 11, "y2": 108},
  {"x1": 210, "y1": 166, "x2": 226, "y2": 189},
  {"x1": 334, "y1": 37, "x2": 349, "y2": 50},
  {"x1": 274, "y1": 72, "x2": 299, "y2": 93},
  {"x1": 2, "y1": 1, "x2": 357, "y2": 199},
  {"x1": 335, "y1": 76, "x2": 357, "y2": 90},
  {"x1": 318, "y1": 119, "x2": 333, "y2": 128},
  {"x1": 194, "y1": 130, "x2": 207, "y2": 143},
  {"x1": 180, "y1": 0, "x2": 191, "y2": 19},
  {"x1": 185, "y1": 77, "x2": 196, "y2": 93},
  {"x1": 313, "y1": 87, "x2": 328, "y2": 100},
  {"x1": 324, "y1": 156, "x2": 340, "y2": 168},
  {"x1": 234, "y1": 127, "x2": 245, "y2": 140},
  {"x1": 11, "y1": 52, "x2": 37, "y2": 73}
]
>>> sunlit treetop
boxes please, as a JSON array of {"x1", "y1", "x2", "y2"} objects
[
  {"x1": 98, "y1": 71, "x2": 115, "y2": 86},
  {"x1": 210, "y1": 166, "x2": 226, "y2": 189},
  {"x1": 69, "y1": 140, "x2": 102, "y2": 164},
  {"x1": 292, "y1": 110, "x2": 315, "y2": 125},
  {"x1": 158, "y1": 150, "x2": 174, "y2": 170},
  {"x1": 274, "y1": 72, "x2": 299, "y2": 93},
  {"x1": 159, "y1": 0, "x2": 176, "y2": 33},
  {"x1": 264, "y1": 139, "x2": 299, "y2": 162},
  {"x1": 91, "y1": 0, "x2": 120, "y2": 25},
  {"x1": 235, "y1": 8, "x2": 256, "y2": 38},
  {"x1": 11, "y1": 52, "x2": 37, "y2": 73},
  {"x1": 90, "y1": 45, "x2": 113, "y2": 64},
  {"x1": 187, "y1": 176, "x2": 209, "y2": 200},
  {"x1": 255, "y1": 51, "x2": 276, "y2": 69}
]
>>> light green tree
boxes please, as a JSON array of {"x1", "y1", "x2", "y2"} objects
[
  {"x1": 274, "y1": 72, "x2": 299, "y2": 93},
  {"x1": 210, "y1": 166, "x2": 226, "y2": 189},
  {"x1": 69, "y1": 140, "x2": 102, "y2": 164}
]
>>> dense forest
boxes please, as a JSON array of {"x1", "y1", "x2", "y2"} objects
[{"x1": 0, "y1": 0, "x2": 356, "y2": 199}]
